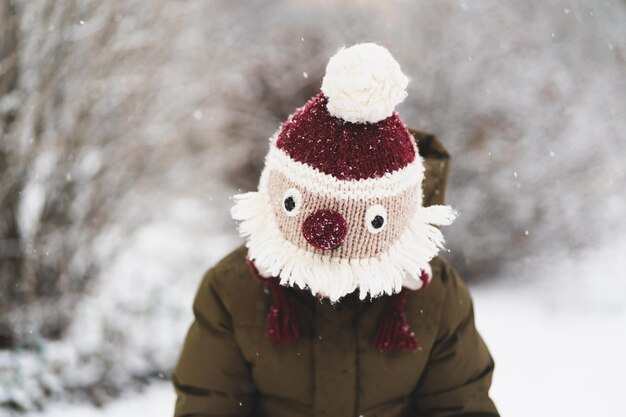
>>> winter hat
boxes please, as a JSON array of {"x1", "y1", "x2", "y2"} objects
[{"x1": 232, "y1": 43, "x2": 457, "y2": 350}]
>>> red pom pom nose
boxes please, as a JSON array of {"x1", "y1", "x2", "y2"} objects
[{"x1": 302, "y1": 209, "x2": 348, "y2": 250}]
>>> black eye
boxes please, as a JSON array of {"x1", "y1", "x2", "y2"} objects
[
  {"x1": 365, "y1": 204, "x2": 387, "y2": 234},
  {"x1": 282, "y1": 188, "x2": 302, "y2": 216},
  {"x1": 371, "y1": 215, "x2": 384, "y2": 229},
  {"x1": 284, "y1": 196, "x2": 296, "y2": 212}
]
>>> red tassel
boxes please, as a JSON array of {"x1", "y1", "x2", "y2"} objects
[
  {"x1": 372, "y1": 270, "x2": 430, "y2": 353},
  {"x1": 248, "y1": 258, "x2": 429, "y2": 352},
  {"x1": 247, "y1": 259, "x2": 300, "y2": 345}
]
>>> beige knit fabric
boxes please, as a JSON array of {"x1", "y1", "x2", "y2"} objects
[{"x1": 267, "y1": 170, "x2": 419, "y2": 259}]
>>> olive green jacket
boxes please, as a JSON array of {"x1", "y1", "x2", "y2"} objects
[{"x1": 172, "y1": 132, "x2": 499, "y2": 417}]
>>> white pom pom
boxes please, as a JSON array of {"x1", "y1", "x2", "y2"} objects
[{"x1": 321, "y1": 43, "x2": 409, "y2": 124}]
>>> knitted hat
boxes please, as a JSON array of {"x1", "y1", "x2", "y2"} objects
[
  {"x1": 232, "y1": 43, "x2": 456, "y2": 304},
  {"x1": 232, "y1": 43, "x2": 457, "y2": 351}
]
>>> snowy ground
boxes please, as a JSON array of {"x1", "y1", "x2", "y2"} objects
[
  {"x1": 24, "y1": 233, "x2": 626, "y2": 417},
  {"x1": 25, "y1": 383, "x2": 174, "y2": 417},
  {"x1": 475, "y1": 268, "x2": 626, "y2": 416}
]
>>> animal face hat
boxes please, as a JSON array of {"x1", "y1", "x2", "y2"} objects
[{"x1": 232, "y1": 43, "x2": 457, "y2": 303}]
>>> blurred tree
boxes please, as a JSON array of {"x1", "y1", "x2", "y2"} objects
[
  {"x1": 0, "y1": 1, "x2": 189, "y2": 349},
  {"x1": 0, "y1": 0, "x2": 21, "y2": 347}
]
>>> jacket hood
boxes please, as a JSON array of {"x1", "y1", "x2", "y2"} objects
[{"x1": 409, "y1": 128, "x2": 451, "y2": 208}]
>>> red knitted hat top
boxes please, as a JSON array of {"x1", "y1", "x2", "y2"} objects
[{"x1": 276, "y1": 93, "x2": 416, "y2": 181}]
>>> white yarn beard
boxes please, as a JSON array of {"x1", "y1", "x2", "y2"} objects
[{"x1": 231, "y1": 190, "x2": 457, "y2": 303}]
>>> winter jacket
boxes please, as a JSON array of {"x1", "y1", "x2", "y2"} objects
[{"x1": 172, "y1": 131, "x2": 499, "y2": 417}]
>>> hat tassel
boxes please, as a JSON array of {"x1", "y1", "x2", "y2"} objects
[
  {"x1": 247, "y1": 259, "x2": 300, "y2": 345},
  {"x1": 372, "y1": 276, "x2": 427, "y2": 353},
  {"x1": 248, "y1": 258, "x2": 425, "y2": 352}
]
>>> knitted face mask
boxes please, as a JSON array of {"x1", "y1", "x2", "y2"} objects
[{"x1": 232, "y1": 43, "x2": 456, "y2": 303}]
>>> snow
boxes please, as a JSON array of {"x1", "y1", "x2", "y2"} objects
[
  {"x1": 3, "y1": 0, "x2": 626, "y2": 415},
  {"x1": 478, "y1": 291, "x2": 626, "y2": 416},
  {"x1": 26, "y1": 383, "x2": 175, "y2": 417},
  {"x1": 475, "y1": 233, "x2": 626, "y2": 416},
  {"x1": 0, "y1": 195, "x2": 237, "y2": 414},
  {"x1": 22, "y1": 233, "x2": 626, "y2": 417}
]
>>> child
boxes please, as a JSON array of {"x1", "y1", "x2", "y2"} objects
[{"x1": 172, "y1": 43, "x2": 499, "y2": 417}]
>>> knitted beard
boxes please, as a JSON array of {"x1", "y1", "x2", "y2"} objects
[{"x1": 232, "y1": 44, "x2": 456, "y2": 303}]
